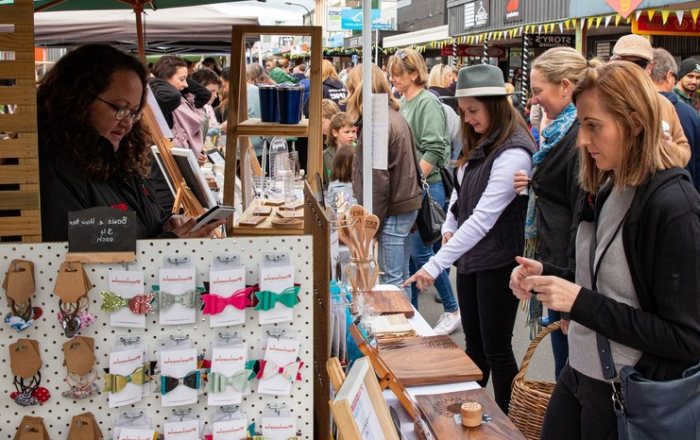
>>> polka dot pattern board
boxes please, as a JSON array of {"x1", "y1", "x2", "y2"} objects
[{"x1": 0, "y1": 237, "x2": 314, "y2": 438}]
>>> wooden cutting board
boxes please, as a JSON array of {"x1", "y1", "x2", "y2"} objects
[
  {"x1": 377, "y1": 335, "x2": 482, "y2": 386},
  {"x1": 363, "y1": 290, "x2": 415, "y2": 317},
  {"x1": 415, "y1": 389, "x2": 525, "y2": 440}
]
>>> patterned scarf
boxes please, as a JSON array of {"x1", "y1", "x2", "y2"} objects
[{"x1": 524, "y1": 103, "x2": 577, "y2": 338}]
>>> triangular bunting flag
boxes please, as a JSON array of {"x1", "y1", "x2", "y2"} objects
[
  {"x1": 676, "y1": 10, "x2": 684, "y2": 24},
  {"x1": 587, "y1": 18, "x2": 594, "y2": 29},
  {"x1": 604, "y1": 16, "x2": 612, "y2": 28},
  {"x1": 636, "y1": 10, "x2": 643, "y2": 21},
  {"x1": 692, "y1": 9, "x2": 700, "y2": 23},
  {"x1": 615, "y1": 14, "x2": 622, "y2": 27},
  {"x1": 647, "y1": 10, "x2": 655, "y2": 21},
  {"x1": 661, "y1": 10, "x2": 670, "y2": 25},
  {"x1": 596, "y1": 16, "x2": 603, "y2": 28},
  {"x1": 573, "y1": 18, "x2": 578, "y2": 28},
  {"x1": 550, "y1": 23, "x2": 556, "y2": 32},
  {"x1": 559, "y1": 23, "x2": 564, "y2": 33},
  {"x1": 581, "y1": 18, "x2": 586, "y2": 30},
  {"x1": 537, "y1": 25, "x2": 542, "y2": 34},
  {"x1": 565, "y1": 20, "x2": 571, "y2": 30}
]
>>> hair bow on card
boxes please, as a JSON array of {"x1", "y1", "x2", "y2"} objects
[
  {"x1": 259, "y1": 359, "x2": 304, "y2": 382},
  {"x1": 254, "y1": 286, "x2": 300, "y2": 311},
  {"x1": 103, "y1": 364, "x2": 148, "y2": 393},
  {"x1": 206, "y1": 364, "x2": 256, "y2": 394},
  {"x1": 202, "y1": 287, "x2": 254, "y2": 315},
  {"x1": 161, "y1": 370, "x2": 201, "y2": 395},
  {"x1": 99, "y1": 291, "x2": 155, "y2": 315},
  {"x1": 156, "y1": 289, "x2": 200, "y2": 311}
]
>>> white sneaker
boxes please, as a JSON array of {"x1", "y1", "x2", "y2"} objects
[{"x1": 433, "y1": 311, "x2": 461, "y2": 335}]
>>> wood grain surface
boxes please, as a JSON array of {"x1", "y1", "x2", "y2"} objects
[
  {"x1": 363, "y1": 290, "x2": 415, "y2": 317},
  {"x1": 415, "y1": 389, "x2": 526, "y2": 440},
  {"x1": 378, "y1": 335, "x2": 483, "y2": 386}
]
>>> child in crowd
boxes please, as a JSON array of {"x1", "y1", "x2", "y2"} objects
[
  {"x1": 324, "y1": 112, "x2": 357, "y2": 183},
  {"x1": 322, "y1": 98, "x2": 340, "y2": 137},
  {"x1": 326, "y1": 145, "x2": 355, "y2": 213}
]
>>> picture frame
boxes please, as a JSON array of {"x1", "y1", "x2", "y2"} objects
[
  {"x1": 330, "y1": 357, "x2": 399, "y2": 440},
  {"x1": 150, "y1": 145, "x2": 176, "y2": 198},
  {"x1": 205, "y1": 149, "x2": 226, "y2": 166},
  {"x1": 170, "y1": 147, "x2": 217, "y2": 209}
]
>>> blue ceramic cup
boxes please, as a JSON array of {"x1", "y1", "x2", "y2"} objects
[
  {"x1": 258, "y1": 84, "x2": 279, "y2": 122},
  {"x1": 277, "y1": 84, "x2": 304, "y2": 124}
]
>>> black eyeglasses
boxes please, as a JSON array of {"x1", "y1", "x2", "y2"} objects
[
  {"x1": 630, "y1": 59, "x2": 650, "y2": 69},
  {"x1": 95, "y1": 96, "x2": 142, "y2": 123}
]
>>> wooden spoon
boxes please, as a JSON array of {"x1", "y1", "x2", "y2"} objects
[{"x1": 362, "y1": 214, "x2": 380, "y2": 257}]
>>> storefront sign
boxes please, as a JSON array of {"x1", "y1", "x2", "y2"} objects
[
  {"x1": 504, "y1": 0, "x2": 523, "y2": 23},
  {"x1": 441, "y1": 45, "x2": 505, "y2": 58},
  {"x1": 531, "y1": 34, "x2": 575, "y2": 49},
  {"x1": 633, "y1": 13, "x2": 700, "y2": 36},
  {"x1": 341, "y1": 9, "x2": 392, "y2": 31},
  {"x1": 464, "y1": 0, "x2": 490, "y2": 30},
  {"x1": 605, "y1": 0, "x2": 643, "y2": 19},
  {"x1": 327, "y1": 8, "x2": 343, "y2": 32}
]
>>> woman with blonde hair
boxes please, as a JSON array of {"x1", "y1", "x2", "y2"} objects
[
  {"x1": 304, "y1": 59, "x2": 347, "y2": 116},
  {"x1": 511, "y1": 61, "x2": 700, "y2": 438},
  {"x1": 346, "y1": 64, "x2": 422, "y2": 297},
  {"x1": 388, "y1": 48, "x2": 460, "y2": 334},
  {"x1": 513, "y1": 47, "x2": 593, "y2": 379}
]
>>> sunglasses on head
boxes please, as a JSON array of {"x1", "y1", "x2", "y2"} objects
[{"x1": 396, "y1": 49, "x2": 408, "y2": 60}]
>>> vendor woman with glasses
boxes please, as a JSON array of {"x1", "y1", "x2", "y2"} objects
[{"x1": 38, "y1": 44, "x2": 223, "y2": 241}]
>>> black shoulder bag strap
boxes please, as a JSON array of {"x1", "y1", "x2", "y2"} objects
[{"x1": 590, "y1": 195, "x2": 630, "y2": 382}]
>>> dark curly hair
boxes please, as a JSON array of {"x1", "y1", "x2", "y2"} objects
[{"x1": 37, "y1": 44, "x2": 151, "y2": 180}]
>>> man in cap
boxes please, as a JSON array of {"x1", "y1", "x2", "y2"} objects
[
  {"x1": 611, "y1": 34, "x2": 690, "y2": 164},
  {"x1": 652, "y1": 48, "x2": 700, "y2": 192},
  {"x1": 674, "y1": 57, "x2": 700, "y2": 108}
]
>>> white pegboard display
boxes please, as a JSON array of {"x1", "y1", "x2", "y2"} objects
[{"x1": 0, "y1": 236, "x2": 314, "y2": 439}]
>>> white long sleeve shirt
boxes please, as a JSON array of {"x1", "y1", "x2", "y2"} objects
[{"x1": 422, "y1": 149, "x2": 533, "y2": 278}]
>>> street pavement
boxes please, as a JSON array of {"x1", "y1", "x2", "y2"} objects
[{"x1": 415, "y1": 270, "x2": 557, "y2": 395}]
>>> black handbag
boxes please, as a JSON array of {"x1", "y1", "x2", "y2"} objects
[
  {"x1": 439, "y1": 165, "x2": 454, "y2": 197},
  {"x1": 615, "y1": 362, "x2": 700, "y2": 440},
  {"x1": 590, "y1": 201, "x2": 700, "y2": 440},
  {"x1": 415, "y1": 186, "x2": 446, "y2": 245}
]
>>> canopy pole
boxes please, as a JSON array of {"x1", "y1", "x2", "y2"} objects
[
  {"x1": 362, "y1": 0, "x2": 373, "y2": 215},
  {"x1": 135, "y1": 3, "x2": 146, "y2": 63}
]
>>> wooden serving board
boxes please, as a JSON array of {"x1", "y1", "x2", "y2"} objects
[
  {"x1": 415, "y1": 389, "x2": 525, "y2": 440},
  {"x1": 378, "y1": 335, "x2": 482, "y2": 386},
  {"x1": 363, "y1": 290, "x2": 415, "y2": 318}
]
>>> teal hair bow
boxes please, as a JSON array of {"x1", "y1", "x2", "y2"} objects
[
  {"x1": 254, "y1": 286, "x2": 300, "y2": 311},
  {"x1": 206, "y1": 367, "x2": 255, "y2": 394}
]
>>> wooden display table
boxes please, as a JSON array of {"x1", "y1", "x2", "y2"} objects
[{"x1": 233, "y1": 202, "x2": 304, "y2": 236}]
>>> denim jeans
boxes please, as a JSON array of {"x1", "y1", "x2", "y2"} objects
[
  {"x1": 409, "y1": 181, "x2": 458, "y2": 313},
  {"x1": 378, "y1": 210, "x2": 418, "y2": 299}
]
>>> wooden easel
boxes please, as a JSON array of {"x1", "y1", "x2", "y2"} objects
[
  {"x1": 348, "y1": 324, "x2": 419, "y2": 420},
  {"x1": 142, "y1": 104, "x2": 205, "y2": 219}
]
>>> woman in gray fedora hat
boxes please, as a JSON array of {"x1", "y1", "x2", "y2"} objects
[{"x1": 404, "y1": 63, "x2": 535, "y2": 412}]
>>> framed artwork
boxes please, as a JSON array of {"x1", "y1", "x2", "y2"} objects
[
  {"x1": 330, "y1": 357, "x2": 399, "y2": 440},
  {"x1": 150, "y1": 145, "x2": 176, "y2": 198},
  {"x1": 170, "y1": 147, "x2": 217, "y2": 209}
]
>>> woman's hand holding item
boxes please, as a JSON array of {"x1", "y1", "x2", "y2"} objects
[
  {"x1": 163, "y1": 214, "x2": 188, "y2": 231},
  {"x1": 402, "y1": 268, "x2": 435, "y2": 292},
  {"x1": 509, "y1": 256, "x2": 543, "y2": 300},
  {"x1": 520, "y1": 275, "x2": 582, "y2": 313},
  {"x1": 170, "y1": 218, "x2": 225, "y2": 238},
  {"x1": 197, "y1": 153, "x2": 208, "y2": 166}
]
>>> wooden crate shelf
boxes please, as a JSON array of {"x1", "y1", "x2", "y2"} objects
[{"x1": 0, "y1": 0, "x2": 41, "y2": 243}]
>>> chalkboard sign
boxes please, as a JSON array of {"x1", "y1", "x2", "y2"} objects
[{"x1": 68, "y1": 207, "x2": 137, "y2": 254}]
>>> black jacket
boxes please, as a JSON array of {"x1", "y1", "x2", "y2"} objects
[
  {"x1": 530, "y1": 121, "x2": 582, "y2": 272},
  {"x1": 149, "y1": 77, "x2": 211, "y2": 128},
  {"x1": 546, "y1": 168, "x2": 700, "y2": 381},
  {"x1": 303, "y1": 77, "x2": 347, "y2": 117},
  {"x1": 40, "y1": 137, "x2": 174, "y2": 242},
  {"x1": 661, "y1": 91, "x2": 700, "y2": 192}
]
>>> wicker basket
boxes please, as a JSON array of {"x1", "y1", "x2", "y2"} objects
[{"x1": 509, "y1": 321, "x2": 561, "y2": 440}]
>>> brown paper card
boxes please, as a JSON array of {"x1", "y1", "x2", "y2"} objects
[
  {"x1": 10, "y1": 339, "x2": 41, "y2": 379},
  {"x1": 5, "y1": 260, "x2": 35, "y2": 304},
  {"x1": 67, "y1": 413, "x2": 99, "y2": 440},
  {"x1": 54, "y1": 262, "x2": 88, "y2": 303},
  {"x1": 63, "y1": 337, "x2": 95, "y2": 375},
  {"x1": 13, "y1": 416, "x2": 45, "y2": 440}
]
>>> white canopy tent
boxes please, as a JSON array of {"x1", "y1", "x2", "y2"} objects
[{"x1": 33, "y1": 5, "x2": 259, "y2": 53}]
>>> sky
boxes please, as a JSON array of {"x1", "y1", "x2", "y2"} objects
[{"x1": 210, "y1": 0, "x2": 317, "y2": 25}]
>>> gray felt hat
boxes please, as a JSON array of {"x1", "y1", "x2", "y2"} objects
[{"x1": 455, "y1": 64, "x2": 511, "y2": 98}]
